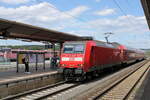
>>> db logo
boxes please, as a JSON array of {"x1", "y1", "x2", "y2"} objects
[{"x1": 69, "y1": 58, "x2": 74, "y2": 61}]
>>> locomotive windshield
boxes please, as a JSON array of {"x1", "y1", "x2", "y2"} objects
[{"x1": 63, "y1": 44, "x2": 84, "y2": 53}]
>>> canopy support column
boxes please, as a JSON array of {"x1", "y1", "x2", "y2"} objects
[
  {"x1": 35, "y1": 53, "x2": 38, "y2": 71},
  {"x1": 16, "y1": 53, "x2": 19, "y2": 73},
  {"x1": 59, "y1": 43, "x2": 63, "y2": 56},
  {"x1": 53, "y1": 43, "x2": 56, "y2": 57},
  {"x1": 43, "y1": 53, "x2": 45, "y2": 70}
]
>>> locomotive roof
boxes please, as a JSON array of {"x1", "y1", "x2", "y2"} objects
[
  {"x1": 63, "y1": 40, "x2": 143, "y2": 53},
  {"x1": 64, "y1": 40, "x2": 121, "y2": 49},
  {"x1": 95, "y1": 41, "x2": 120, "y2": 49},
  {"x1": 64, "y1": 41, "x2": 86, "y2": 44}
]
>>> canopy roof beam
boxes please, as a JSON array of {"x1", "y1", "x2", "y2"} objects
[{"x1": 141, "y1": 0, "x2": 150, "y2": 29}]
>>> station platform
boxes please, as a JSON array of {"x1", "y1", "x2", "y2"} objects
[
  {"x1": 0, "y1": 66, "x2": 55, "y2": 79},
  {"x1": 0, "y1": 68, "x2": 57, "y2": 85},
  {"x1": 0, "y1": 62, "x2": 62, "y2": 98},
  {"x1": 0, "y1": 62, "x2": 57, "y2": 85},
  {"x1": 135, "y1": 66, "x2": 150, "y2": 100},
  {"x1": 0, "y1": 60, "x2": 57, "y2": 80}
]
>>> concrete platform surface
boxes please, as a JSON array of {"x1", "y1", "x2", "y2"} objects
[
  {"x1": 135, "y1": 66, "x2": 150, "y2": 100},
  {"x1": 0, "y1": 64, "x2": 58, "y2": 85},
  {"x1": 0, "y1": 66, "x2": 61, "y2": 98}
]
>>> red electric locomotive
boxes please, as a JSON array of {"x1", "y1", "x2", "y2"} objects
[{"x1": 58, "y1": 40, "x2": 145, "y2": 81}]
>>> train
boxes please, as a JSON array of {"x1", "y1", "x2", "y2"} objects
[{"x1": 58, "y1": 40, "x2": 145, "y2": 81}]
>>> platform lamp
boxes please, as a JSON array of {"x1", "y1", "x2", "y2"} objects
[{"x1": 104, "y1": 32, "x2": 114, "y2": 43}]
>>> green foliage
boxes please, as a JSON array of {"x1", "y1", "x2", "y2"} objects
[
  {"x1": 0, "y1": 45, "x2": 60, "y2": 50},
  {"x1": 0, "y1": 45, "x2": 45, "y2": 50},
  {"x1": 146, "y1": 51, "x2": 150, "y2": 57}
]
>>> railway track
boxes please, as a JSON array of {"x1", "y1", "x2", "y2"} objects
[
  {"x1": 88, "y1": 60, "x2": 150, "y2": 100},
  {"x1": 2, "y1": 60, "x2": 149, "y2": 100},
  {"x1": 73, "y1": 60, "x2": 149, "y2": 100},
  {"x1": 2, "y1": 81, "x2": 79, "y2": 100},
  {"x1": 42, "y1": 60, "x2": 149, "y2": 100}
]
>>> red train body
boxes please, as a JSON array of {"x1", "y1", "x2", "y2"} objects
[{"x1": 58, "y1": 40, "x2": 145, "y2": 81}]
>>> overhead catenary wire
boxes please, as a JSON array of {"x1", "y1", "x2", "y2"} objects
[
  {"x1": 40, "y1": 0, "x2": 118, "y2": 41},
  {"x1": 36, "y1": 0, "x2": 95, "y2": 33},
  {"x1": 113, "y1": 0, "x2": 142, "y2": 26},
  {"x1": 112, "y1": 0, "x2": 134, "y2": 24},
  {"x1": 112, "y1": 0, "x2": 143, "y2": 33},
  {"x1": 36, "y1": 0, "x2": 142, "y2": 41},
  {"x1": 124, "y1": 0, "x2": 143, "y2": 17},
  {"x1": 112, "y1": 0, "x2": 146, "y2": 47}
]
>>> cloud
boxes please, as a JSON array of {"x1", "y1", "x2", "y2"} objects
[
  {"x1": 86, "y1": 15, "x2": 148, "y2": 34},
  {"x1": 124, "y1": 37, "x2": 150, "y2": 49},
  {"x1": 0, "y1": 2, "x2": 89, "y2": 29},
  {"x1": 0, "y1": 2, "x2": 149, "y2": 48},
  {"x1": 0, "y1": 2, "x2": 90, "y2": 45},
  {"x1": 95, "y1": 8, "x2": 116, "y2": 16},
  {"x1": 0, "y1": 0, "x2": 31, "y2": 5},
  {"x1": 67, "y1": 6, "x2": 89, "y2": 17},
  {"x1": 66, "y1": 15, "x2": 149, "y2": 48},
  {"x1": 83, "y1": 15, "x2": 149, "y2": 48}
]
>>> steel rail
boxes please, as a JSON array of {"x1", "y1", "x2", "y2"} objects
[
  {"x1": 2, "y1": 81, "x2": 66, "y2": 100},
  {"x1": 123, "y1": 65, "x2": 150, "y2": 100},
  {"x1": 35, "y1": 83, "x2": 80, "y2": 100},
  {"x1": 93, "y1": 60, "x2": 149, "y2": 100}
]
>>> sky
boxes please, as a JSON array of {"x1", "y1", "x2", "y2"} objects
[{"x1": 0, "y1": 0, "x2": 149, "y2": 49}]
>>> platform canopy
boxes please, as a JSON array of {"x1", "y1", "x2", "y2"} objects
[
  {"x1": 0, "y1": 18, "x2": 91, "y2": 43},
  {"x1": 141, "y1": 0, "x2": 150, "y2": 29}
]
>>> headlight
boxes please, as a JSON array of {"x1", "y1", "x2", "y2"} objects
[
  {"x1": 77, "y1": 64, "x2": 83, "y2": 67},
  {"x1": 61, "y1": 64, "x2": 66, "y2": 67}
]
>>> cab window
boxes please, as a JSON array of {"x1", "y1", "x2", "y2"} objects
[{"x1": 63, "y1": 44, "x2": 84, "y2": 53}]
